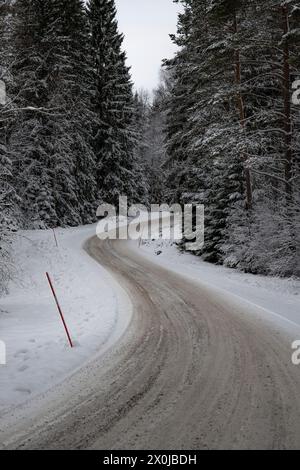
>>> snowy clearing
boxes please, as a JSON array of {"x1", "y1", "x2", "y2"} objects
[{"x1": 0, "y1": 224, "x2": 131, "y2": 413}]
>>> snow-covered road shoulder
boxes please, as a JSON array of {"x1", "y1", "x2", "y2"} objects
[
  {"x1": 0, "y1": 225, "x2": 131, "y2": 413},
  {"x1": 135, "y1": 239, "x2": 300, "y2": 331}
]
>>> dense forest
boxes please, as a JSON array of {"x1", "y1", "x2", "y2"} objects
[
  {"x1": 137, "y1": 0, "x2": 300, "y2": 277},
  {"x1": 0, "y1": 0, "x2": 299, "y2": 294},
  {"x1": 0, "y1": 0, "x2": 148, "y2": 291}
]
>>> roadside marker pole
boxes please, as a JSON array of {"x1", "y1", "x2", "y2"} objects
[
  {"x1": 46, "y1": 272, "x2": 73, "y2": 348},
  {"x1": 52, "y1": 228, "x2": 58, "y2": 247}
]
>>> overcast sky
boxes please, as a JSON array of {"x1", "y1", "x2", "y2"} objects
[{"x1": 115, "y1": 0, "x2": 181, "y2": 92}]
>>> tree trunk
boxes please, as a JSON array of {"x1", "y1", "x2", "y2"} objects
[
  {"x1": 233, "y1": 12, "x2": 252, "y2": 210},
  {"x1": 282, "y1": 3, "x2": 292, "y2": 197}
]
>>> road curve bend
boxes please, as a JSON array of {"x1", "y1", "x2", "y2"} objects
[{"x1": 1, "y1": 236, "x2": 300, "y2": 450}]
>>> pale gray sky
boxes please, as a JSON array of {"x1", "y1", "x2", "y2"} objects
[{"x1": 115, "y1": 0, "x2": 181, "y2": 91}]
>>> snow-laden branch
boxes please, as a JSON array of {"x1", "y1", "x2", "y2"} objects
[{"x1": 1, "y1": 106, "x2": 62, "y2": 116}]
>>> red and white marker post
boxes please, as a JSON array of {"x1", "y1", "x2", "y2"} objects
[{"x1": 46, "y1": 272, "x2": 73, "y2": 348}]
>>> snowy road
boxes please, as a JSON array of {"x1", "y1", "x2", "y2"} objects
[{"x1": 1, "y1": 236, "x2": 300, "y2": 449}]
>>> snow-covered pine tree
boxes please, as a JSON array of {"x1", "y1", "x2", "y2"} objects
[
  {"x1": 49, "y1": 0, "x2": 98, "y2": 224},
  {"x1": 164, "y1": 0, "x2": 300, "y2": 275},
  {"x1": 132, "y1": 77, "x2": 171, "y2": 203},
  {"x1": 9, "y1": 0, "x2": 97, "y2": 228},
  {"x1": 132, "y1": 90, "x2": 151, "y2": 164},
  {"x1": 147, "y1": 71, "x2": 171, "y2": 168},
  {"x1": 0, "y1": 0, "x2": 18, "y2": 293},
  {"x1": 164, "y1": 0, "x2": 197, "y2": 204},
  {"x1": 87, "y1": 0, "x2": 148, "y2": 207},
  {"x1": 144, "y1": 76, "x2": 170, "y2": 203},
  {"x1": 8, "y1": 1, "x2": 57, "y2": 227},
  {"x1": 221, "y1": 0, "x2": 300, "y2": 275},
  {"x1": 164, "y1": 0, "x2": 246, "y2": 261},
  {"x1": 0, "y1": 140, "x2": 17, "y2": 293}
]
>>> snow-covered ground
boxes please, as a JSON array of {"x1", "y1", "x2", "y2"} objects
[
  {"x1": 1, "y1": 218, "x2": 299, "y2": 415},
  {"x1": 137, "y1": 238, "x2": 300, "y2": 329},
  {"x1": 0, "y1": 225, "x2": 131, "y2": 413}
]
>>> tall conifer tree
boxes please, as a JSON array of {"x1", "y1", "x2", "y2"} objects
[
  {"x1": 87, "y1": 0, "x2": 148, "y2": 207},
  {"x1": 10, "y1": 0, "x2": 97, "y2": 227}
]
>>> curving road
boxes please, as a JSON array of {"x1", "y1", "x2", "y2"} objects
[{"x1": 1, "y1": 236, "x2": 300, "y2": 449}]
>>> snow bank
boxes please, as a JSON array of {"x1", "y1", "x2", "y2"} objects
[
  {"x1": 0, "y1": 224, "x2": 131, "y2": 413},
  {"x1": 137, "y1": 238, "x2": 300, "y2": 329}
]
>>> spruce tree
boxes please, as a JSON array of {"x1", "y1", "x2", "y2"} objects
[
  {"x1": 164, "y1": 0, "x2": 300, "y2": 275},
  {"x1": 0, "y1": 0, "x2": 18, "y2": 292},
  {"x1": 164, "y1": 0, "x2": 196, "y2": 203},
  {"x1": 49, "y1": 0, "x2": 98, "y2": 224},
  {"x1": 10, "y1": 0, "x2": 97, "y2": 228},
  {"x1": 132, "y1": 84, "x2": 168, "y2": 203},
  {"x1": 87, "y1": 0, "x2": 148, "y2": 207}
]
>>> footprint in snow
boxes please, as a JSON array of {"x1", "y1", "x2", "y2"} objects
[
  {"x1": 14, "y1": 387, "x2": 31, "y2": 395},
  {"x1": 14, "y1": 349, "x2": 29, "y2": 357}
]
